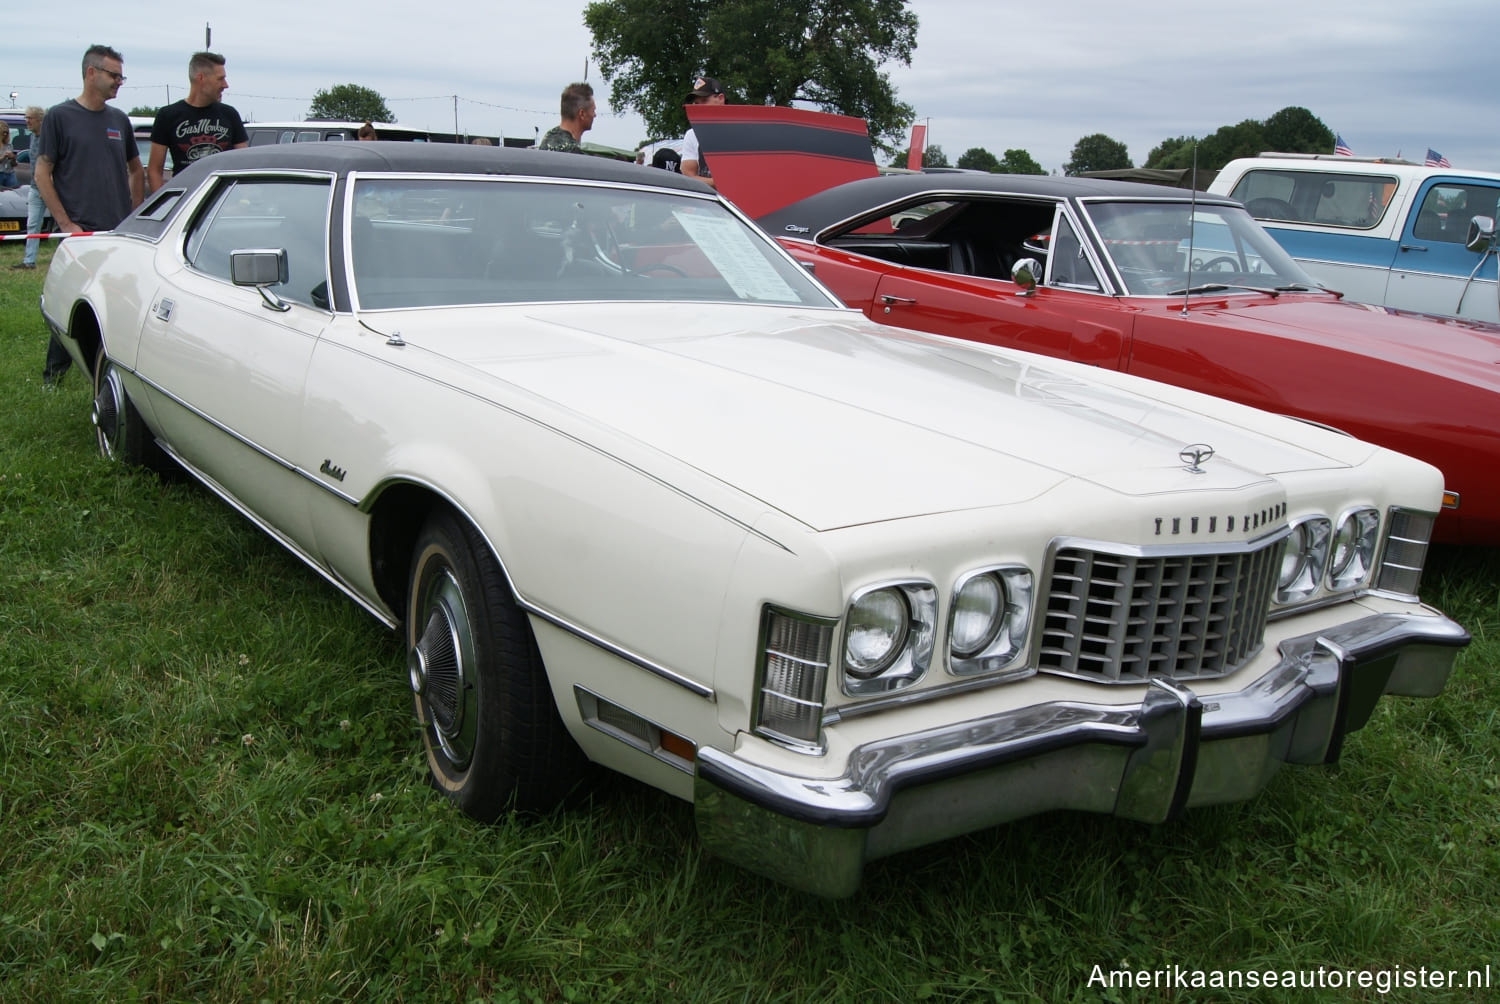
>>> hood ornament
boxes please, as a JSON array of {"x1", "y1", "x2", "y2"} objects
[{"x1": 1180, "y1": 443, "x2": 1215, "y2": 473}]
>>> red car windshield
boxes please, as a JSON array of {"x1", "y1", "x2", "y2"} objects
[{"x1": 1084, "y1": 202, "x2": 1316, "y2": 296}]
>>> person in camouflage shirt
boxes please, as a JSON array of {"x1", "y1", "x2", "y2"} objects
[{"x1": 536, "y1": 82, "x2": 595, "y2": 154}]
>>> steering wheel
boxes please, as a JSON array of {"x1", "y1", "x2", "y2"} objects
[{"x1": 1195, "y1": 255, "x2": 1239, "y2": 272}]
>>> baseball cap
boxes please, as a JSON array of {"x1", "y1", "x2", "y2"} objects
[{"x1": 685, "y1": 77, "x2": 724, "y2": 102}]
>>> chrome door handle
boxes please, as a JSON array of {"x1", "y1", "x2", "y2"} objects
[{"x1": 880, "y1": 294, "x2": 916, "y2": 313}]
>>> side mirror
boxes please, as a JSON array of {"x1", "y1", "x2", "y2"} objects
[
  {"x1": 230, "y1": 248, "x2": 288, "y2": 286},
  {"x1": 230, "y1": 248, "x2": 291, "y2": 312},
  {"x1": 1011, "y1": 257, "x2": 1042, "y2": 296},
  {"x1": 1465, "y1": 216, "x2": 1495, "y2": 254}
]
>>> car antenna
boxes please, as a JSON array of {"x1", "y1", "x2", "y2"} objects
[{"x1": 1182, "y1": 144, "x2": 1199, "y2": 316}]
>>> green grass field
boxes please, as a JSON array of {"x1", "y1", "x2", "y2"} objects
[{"x1": 2, "y1": 243, "x2": 1496, "y2": 1002}]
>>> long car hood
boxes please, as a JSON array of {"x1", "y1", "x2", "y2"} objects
[
  {"x1": 1206, "y1": 295, "x2": 1500, "y2": 381},
  {"x1": 377, "y1": 303, "x2": 1362, "y2": 530}
]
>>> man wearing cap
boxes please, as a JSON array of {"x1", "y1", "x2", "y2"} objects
[{"x1": 681, "y1": 76, "x2": 726, "y2": 187}]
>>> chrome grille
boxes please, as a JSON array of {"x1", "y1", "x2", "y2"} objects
[{"x1": 1038, "y1": 540, "x2": 1281, "y2": 682}]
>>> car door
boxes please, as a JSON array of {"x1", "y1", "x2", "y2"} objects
[
  {"x1": 134, "y1": 174, "x2": 334, "y2": 554},
  {"x1": 1387, "y1": 179, "x2": 1500, "y2": 321},
  {"x1": 867, "y1": 200, "x2": 1132, "y2": 368}
]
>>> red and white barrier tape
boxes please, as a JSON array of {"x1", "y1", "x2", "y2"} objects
[{"x1": 1, "y1": 231, "x2": 97, "y2": 242}]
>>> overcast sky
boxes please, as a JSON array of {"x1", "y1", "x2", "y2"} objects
[{"x1": 6, "y1": 1, "x2": 1496, "y2": 175}]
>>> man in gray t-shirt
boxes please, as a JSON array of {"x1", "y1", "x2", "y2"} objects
[
  {"x1": 35, "y1": 44, "x2": 142, "y2": 232},
  {"x1": 33, "y1": 44, "x2": 142, "y2": 385}
]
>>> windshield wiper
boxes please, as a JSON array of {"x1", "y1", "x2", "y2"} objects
[{"x1": 1165, "y1": 283, "x2": 1280, "y2": 297}]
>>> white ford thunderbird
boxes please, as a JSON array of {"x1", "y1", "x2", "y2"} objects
[{"x1": 41, "y1": 144, "x2": 1467, "y2": 896}]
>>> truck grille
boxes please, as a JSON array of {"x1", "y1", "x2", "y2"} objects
[{"x1": 1038, "y1": 540, "x2": 1281, "y2": 682}]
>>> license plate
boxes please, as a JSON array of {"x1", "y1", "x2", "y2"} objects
[{"x1": 0, "y1": 221, "x2": 19, "y2": 232}]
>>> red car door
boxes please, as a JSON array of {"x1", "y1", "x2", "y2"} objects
[
  {"x1": 793, "y1": 202, "x2": 1135, "y2": 369},
  {"x1": 868, "y1": 269, "x2": 1132, "y2": 368}
]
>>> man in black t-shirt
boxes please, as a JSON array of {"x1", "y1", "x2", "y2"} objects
[{"x1": 148, "y1": 51, "x2": 248, "y2": 193}]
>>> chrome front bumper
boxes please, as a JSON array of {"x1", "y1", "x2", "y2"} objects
[{"x1": 694, "y1": 611, "x2": 1468, "y2": 898}]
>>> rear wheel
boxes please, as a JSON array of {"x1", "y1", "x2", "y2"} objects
[
  {"x1": 406, "y1": 508, "x2": 584, "y2": 819},
  {"x1": 92, "y1": 352, "x2": 167, "y2": 470}
]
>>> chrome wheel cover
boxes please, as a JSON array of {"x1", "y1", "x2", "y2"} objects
[
  {"x1": 408, "y1": 567, "x2": 479, "y2": 769},
  {"x1": 91, "y1": 363, "x2": 126, "y2": 461}
]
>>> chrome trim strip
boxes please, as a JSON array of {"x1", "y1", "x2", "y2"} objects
[
  {"x1": 531, "y1": 605, "x2": 715, "y2": 700},
  {"x1": 156, "y1": 442, "x2": 398, "y2": 629},
  {"x1": 133, "y1": 369, "x2": 361, "y2": 505},
  {"x1": 822, "y1": 667, "x2": 1036, "y2": 723},
  {"x1": 1049, "y1": 527, "x2": 1291, "y2": 559}
]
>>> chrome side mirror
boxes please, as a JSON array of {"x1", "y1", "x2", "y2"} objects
[
  {"x1": 230, "y1": 247, "x2": 288, "y2": 286},
  {"x1": 1465, "y1": 216, "x2": 1495, "y2": 254},
  {"x1": 1011, "y1": 257, "x2": 1042, "y2": 296},
  {"x1": 230, "y1": 248, "x2": 291, "y2": 312}
]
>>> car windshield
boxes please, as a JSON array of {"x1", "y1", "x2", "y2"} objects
[
  {"x1": 1083, "y1": 201, "x2": 1318, "y2": 296},
  {"x1": 349, "y1": 177, "x2": 835, "y2": 310}
]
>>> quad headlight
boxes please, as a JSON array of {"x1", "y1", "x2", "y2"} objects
[
  {"x1": 1277, "y1": 517, "x2": 1332, "y2": 604},
  {"x1": 1328, "y1": 507, "x2": 1380, "y2": 591},
  {"x1": 842, "y1": 582, "x2": 935, "y2": 695},
  {"x1": 948, "y1": 567, "x2": 1033, "y2": 676}
]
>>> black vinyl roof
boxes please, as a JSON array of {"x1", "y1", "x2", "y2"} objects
[
  {"x1": 757, "y1": 171, "x2": 1242, "y2": 236},
  {"x1": 165, "y1": 140, "x2": 711, "y2": 192},
  {"x1": 117, "y1": 141, "x2": 716, "y2": 243}
]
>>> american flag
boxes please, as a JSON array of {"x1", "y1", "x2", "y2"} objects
[
  {"x1": 1334, "y1": 134, "x2": 1353, "y2": 157},
  {"x1": 1425, "y1": 148, "x2": 1451, "y2": 168}
]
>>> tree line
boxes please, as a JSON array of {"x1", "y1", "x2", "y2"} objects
[{"x1": 136, "y1": 0, "x2": 1334, "y2": 179}]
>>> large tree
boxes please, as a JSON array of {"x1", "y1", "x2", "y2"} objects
[
  {"x1": 957, "y1": 146, "x2": 1001, "y2": 172},
  {"x1": 585, "y1": 0, "x2": 918, "y2": 151},
  {"x1": 1261, "y1": 106, "x2": 1333, "y2": 156},
  {"x1": 1064, "y1": 133, "x2": 1131, "y2": 175},
  {"x1": 308, "y1": 84, "x2": 392, "y2": 123},
  {"x1": 1144, "y1": 107, "x2": 1334, "y2": 172},
  {"x1": 921, "y1": 143, "x2": 949, "y2": 168},
  {"x1": 997, "y1": 148, "x2": 1045, "y2": 175}
]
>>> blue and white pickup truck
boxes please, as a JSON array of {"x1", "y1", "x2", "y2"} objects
[{"x1": 1210, "y1": 154, "x2": 1500, "y2": 322}]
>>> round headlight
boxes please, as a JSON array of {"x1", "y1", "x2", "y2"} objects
[
  {"x1": 1329, "y1": 508, "x2": 1379, "y2": 589},
  {"x1": 845, "y1": 587, "x2": 909, "y2": 679},
  {"x1": 1279, "y1": 523, "x2": 1310, "y2": 588},
  {"x1": 1277, "y1": 518, "x2": 1331, "y2": 603},
  {"x1": 951, "y1": 572, "x2": 1006, "y2": 658}
]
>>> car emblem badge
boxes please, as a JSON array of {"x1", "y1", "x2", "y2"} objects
[{"x1": 1180, "y1": 443, "x2": 1215, "y2": 473}]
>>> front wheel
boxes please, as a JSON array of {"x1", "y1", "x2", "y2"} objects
[{"x1": 406, "y1": 508, "x2": 584, "y2": 819}]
